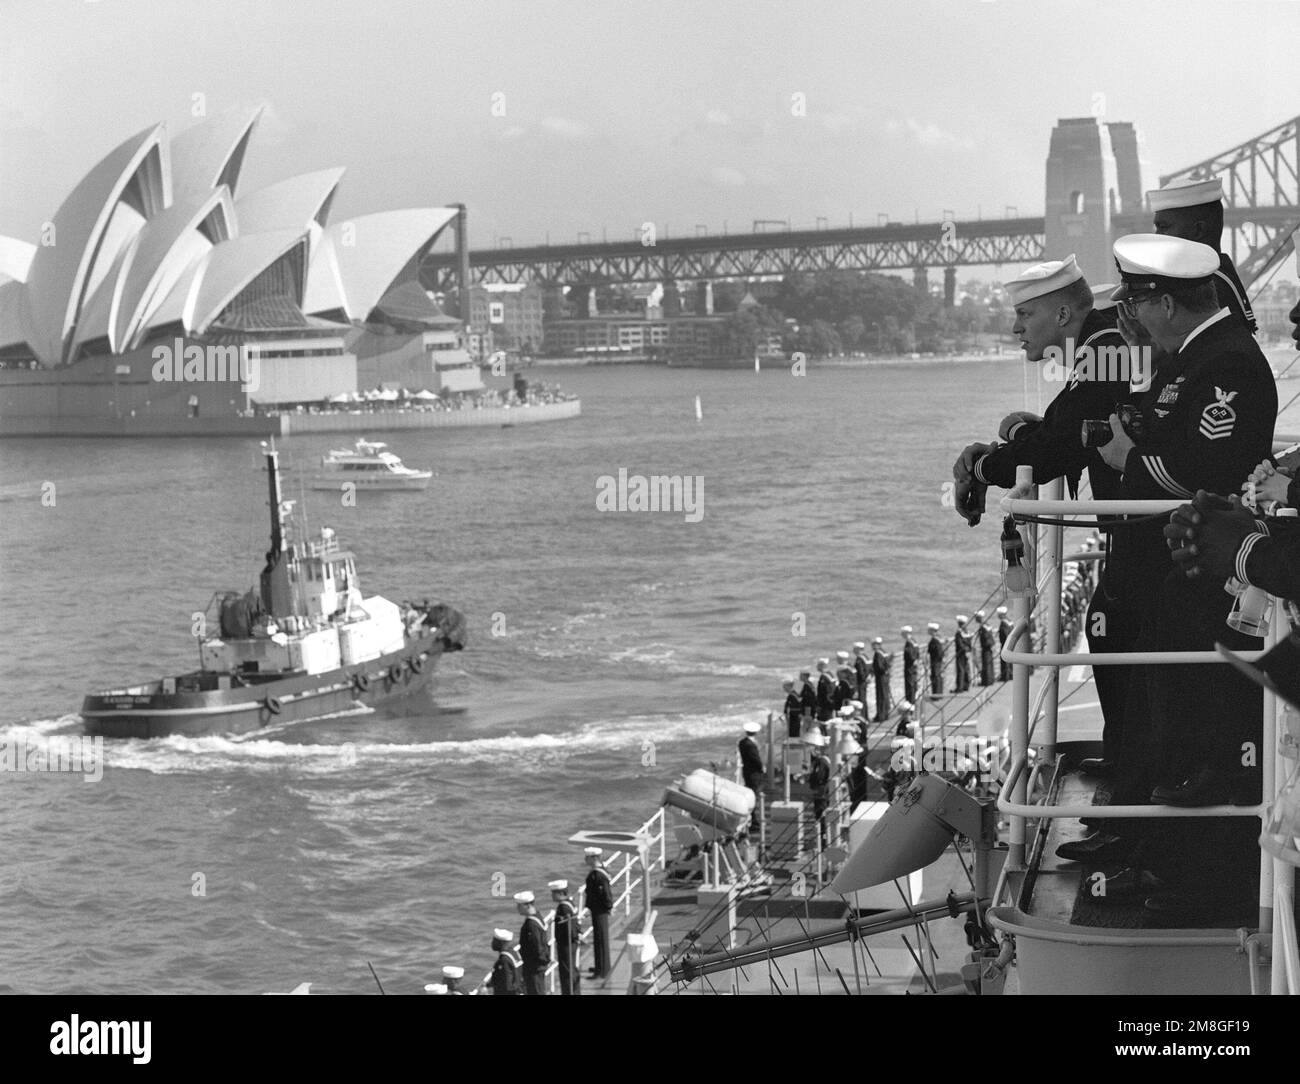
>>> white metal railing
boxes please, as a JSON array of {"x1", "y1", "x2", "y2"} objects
[{"x1": 993, "y1": 466, "x2": 1297, "y2": 994}]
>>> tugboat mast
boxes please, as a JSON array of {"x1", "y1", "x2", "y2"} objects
[{"x1": 260, "y1": 441, "x2": 295, "y2": 620}]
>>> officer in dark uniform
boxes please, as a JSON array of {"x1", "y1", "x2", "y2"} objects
[
  {"x1": 852, "y1": 642, "x2": 871, "y2": 705},
  {"x1": 1148, "y1": 176, "x2": 1257, "y2": 334},
  {"x1": 1165, "y1": 492, "x2": 1300, "y2": 604},
  {"x1": 953, "y1": 616, "x2": 972, "y2": 692},
  {"x1": 805, "y1": 730, "x2": 831, "y2": 846},
  {"x1": 870, "y1": 638, "x2": 891, "y2": 722},
  {"x1": 514, "y1": 890, "x2": 550, "y2": 995},
  {"x1": 487, "y1": 928, "x2": 522, "y2": 995},
  {"x1": 582, "y1": 848, "x2": 614, "y2": 979},
  {"x1": 996, "y1": 606, "x2": 1013, "y2": 680},
  {"x1": 798, "y1": 668, "x2": 816, "y2": 728},
  {"x1": 1062, "y1": 235, "x2": 1276, "y2": 914},
  {"x1": 781, "y1": 679, "x2": 803, "y2": 739},
  {"x1": 739, "y1": 720, "x2": 765, "y2": 830},
  {"x1": 951, "y1": 256, "x2": 1133, "y2": 772},
  {"x1": 925, "y1": 622, "x2": 945, "y2": 696},
  {"x1": 549, "y1": 880, "x2": 580, "y2": 996},
  {"x1": 900, "y1": 626, "x2": 920, "y2": 704},
  {"x1": 833, "y1": 667, "x2": 856, "y2": 712},
  {"x1": 814, "y1": 658, "x2": 835, "y2": 723},
  {"x1": 974, "y1": 611, "x2": 995, "y2": 686}
]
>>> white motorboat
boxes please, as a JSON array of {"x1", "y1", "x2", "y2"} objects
[{"x1": 305, "y1": 438, "x2": 432, "y2": 491}]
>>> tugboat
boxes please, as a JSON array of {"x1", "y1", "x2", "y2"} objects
[
  {"x1": 304, "y1": 438, "x2": 433, "y2": 491},
  {"x1": 81, "y1": 443, "x2": 465, "y2": 739}
]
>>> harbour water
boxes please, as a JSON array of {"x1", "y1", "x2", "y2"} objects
[{"x1": 0, "y1": 355, "x2": 1296, "y2": 994}]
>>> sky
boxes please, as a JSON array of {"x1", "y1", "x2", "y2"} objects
[{"x1": 1, "y1": 0, "x2": 1297, "y2": 258}]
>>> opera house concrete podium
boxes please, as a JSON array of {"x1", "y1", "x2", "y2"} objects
[{"x1": 0, "y1": 108, "x2": 479, "y2": 436}]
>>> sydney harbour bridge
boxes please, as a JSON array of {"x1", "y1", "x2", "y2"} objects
[{"x1": 423, "y1": 113, "x2": 1299, "y2": 308}]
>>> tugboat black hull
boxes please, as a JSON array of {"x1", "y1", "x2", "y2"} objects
[{"x1": 82, "y1": 634, "x2": 450, "y2": 739}]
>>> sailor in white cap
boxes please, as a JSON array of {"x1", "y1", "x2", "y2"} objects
[
  {"x1": 488, "y1": 927, "x2": 522, "y2": 996},
  {"x1": 583, "y1": 848, "x2": 614, "y2": 980},
  {"x1": 441, "y1": 964, "x2": 466, "y2": 995},
  {"x1": 851, "y1": 641, "x2": 870, "y2": 706},
  {"x1": 953, "y1": 615, "x2": 972, "y2": 692},
  {"x1": 926, "y1": 622, "x2": 946, "y2": 698},
  {"x1": 953, "y1": 252, "x2": 1131, "y2": 528},
  {"x1": 900, "y1": 626, "x2": 920, "y2": 705},
  {"x1": 549, "y1": 879, "x2": 581, "y2": 995},
  {"x1": 1147, "y1": 176, "x2": 1256, "y2": 333},
  {"x1": 870, "y1": 637, "x2": 892, "y2": 723},
  {"x1": 423, "y1": 982, "x2": 449, "y2": 995},
  {"x1": 835, "y1": 649, "x2": 850, "y2": 664},
  {"x1": 1079, "y1": 230, "x2": 1276, "y2": 818},
  {"x1": 814, "y1": 658, "x2": 835, "y2": 723},
  {"x1": 833, "y1": 666, "x2": 855, "y2": 714},
  {"x1": 781, "y1": 678, "x2": 802, "y2": 739},
  {"x1": 739, "y1": 721, "x2": 765, "y2": 832},
  {"x1": 514, "y1": 890, "x2": 550, "y2": 996},
  {"x1": 806, "y1": 726, "x2": 832, "y2": 845},
  {"x1": 996, "y1": 606, "x2": 1013, "y2": 681}
]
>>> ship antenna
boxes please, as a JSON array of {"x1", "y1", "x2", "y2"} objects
[{"x1": 262, "y1": 439, "x2": 285, "y2": 557}]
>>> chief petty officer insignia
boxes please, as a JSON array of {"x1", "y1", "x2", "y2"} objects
[{"x1": 1199, "y1": 386, "x2": 1237, "y2": 440}]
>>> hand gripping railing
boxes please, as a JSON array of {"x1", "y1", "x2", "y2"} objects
[{"x1": 992, "y1": 471, "x2": 1297, "y2": 994}]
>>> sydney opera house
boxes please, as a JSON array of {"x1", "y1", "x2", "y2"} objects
[{"x1": 0, "y1": 107, "x2": 478, "y2": 435}]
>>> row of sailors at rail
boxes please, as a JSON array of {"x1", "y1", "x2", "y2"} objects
[
  {"x1": 778, "y1": 615, "x2": 1013, "y2": 732},
  {"x1": 947, "y1": 172, "x2": 1300, "y2": 920}
]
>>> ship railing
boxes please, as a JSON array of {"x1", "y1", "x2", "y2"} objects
[{"x1": 992, "y1": 470, "x2": 1298, "y2": 994}]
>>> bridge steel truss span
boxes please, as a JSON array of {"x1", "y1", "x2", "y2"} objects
[
  {"x1": 422, "y1": 114, "x2": 1300, "y2": 292},
  {"x1": 1158, "y1": 113, "x2": 1300, "y2": 285}
]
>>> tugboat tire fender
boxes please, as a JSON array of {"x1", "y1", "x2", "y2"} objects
[
  {"x1": 410, "y1": 654, "x2": 425, "y2": 673},
  {"x1": 264, "y1": 696, "x2": 283, "y2": 715},
  {"x1": 388, "y1": 663, "x2": 404, "y2": 683},
  {"x1": 353, "y1": 673, "x2": 371, "y2": 693}
]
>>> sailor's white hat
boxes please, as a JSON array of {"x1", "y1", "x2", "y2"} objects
[
  {"x1": 1091, "y1": 283, "x2": 1119, "y2": 312},
  {"x1": 900, "y1": 625, "x2": 913, "y2": 634},
  {"x1": 584, "y1": 846, "x2": 603, "y2": 857},
  {"x1": 743, "y1": 720, "x2": 762, "y2": 733},
  {"x1": 872, "y1": 636, "x2": 883, "y2": 644},
  {"x1": 838, "y1": 705, "x2": 855, "y2": 716},
  {"x1": 513, "y1": 890, "x2": 535, "y2": 903},
  {"x1": 975, "y1": 609, "x2": 986, "y2": 620},
  {"x1": 492, "y1": 928, "x2": 513, "y2": 941},
  {"x1": 898, "y1": 700, "x2": 914, "y2": 712},
  {"x1": 927, "y1": 622, "x2": 940, "y2": 631},
  {"x1": 424, "y1": 983, "x2": 449, "y2": 994},
  {"x1": 817, "y1": 657, "x2": 830, "y2": 667},
  {"x1": 442, "y1": 965, "x2": 464, "y2": 980},
  {"x1": 548, "y1": 879, "x2": 568, "y2": 891},
  {"x1": 1146, "y1": 176, "x2": 1223, "y2": 213},
  {"x1": 1110, "y1": 234, "x2": 1218, "y2": 300},
  {"x1": 1005, "y1": 255, "x2": 1084, "y2": 306},
  {"x1": 781, "y1": 677, "x2": 795, "y2": 688},
  {"x1": 996, "y1": 605, "x2": 1008, "y2": 615},
  {"x1": 956, "y1": 614, "x2": 968, "y2": 623},
  {"x1": 852, "y1": 641, "x2": 866, "y2": 650},
  {"x1": 849, "y1": 700, "x2": 863, "y2": 710},
  {"x1": 835, "y1": 650, "x2": 850, "y2": 661}
]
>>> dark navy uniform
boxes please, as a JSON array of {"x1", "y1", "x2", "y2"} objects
[
  {"x1": 973, "y1": 307, "x2": 1130, "y2": 501},
  {"x1": 815, "y1": 671, "x2": 835, "y2": 722},
  {"x1": 584, "y1": 861, "x2": 614, "y2": 978},
  {"x1": 490, "y1": 946, "x2": 522, "y2": 996},
  {"x1": 902, "y1": 639, "x2": 919, "y2": 704},
  {"x1": 853, "y1": 651, "x2": 871, "y2": 705},
  {"x1": 518, "y1": 909, "x2": 550, "y2": 996},
  {"x1": 553, "y1": 895, "x2": 580, "y2": 996},
  {"x1": 799, "y1": 678, "x2": 817, "y2": 724},
  {"x1": 1120, "y1": 307, "x2": 1276, "y2": 788},
  {"x1": 807, "y1": 750, "x2": 831, "y2": 845},
  {"x1": 783, "y1": 690, "x2": 803, "y2": 739},
  {"x1": 833, "y1": 676, "x2": 855, "y2": 712},
  {"x1": 997, "y1": 614, "x2": 1013, "y2": 681},
  {"x1": 738, "y1": 731, "x2": 764, "y2": 828},
  {"x1": 927, "y1": 632, "x2": 945, "y2": 695},
  {"x1": 953, "y1": 624, "x2": 972, "y2": 692},
  {"x1": 1235, "y1": 519, "x2": 1300, "y2": 601},
  {"x1": 870, "y1": 647, "x2": 891, "y2": 721},
  {"x1": 1212, "y1": 252, "x2": 1257, "y2": 335},
  {"x1": 976, "y1": 619, "x2": 995, "y2": 686}
]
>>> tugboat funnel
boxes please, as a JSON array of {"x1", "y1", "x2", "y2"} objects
[{"x1": 829, "y1": 774, "x2": 957, "y2": 894}]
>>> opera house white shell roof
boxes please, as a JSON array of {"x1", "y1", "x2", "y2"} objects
[{"x1": 1, "y1": 107, "x2": 459, "y2": 367}]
